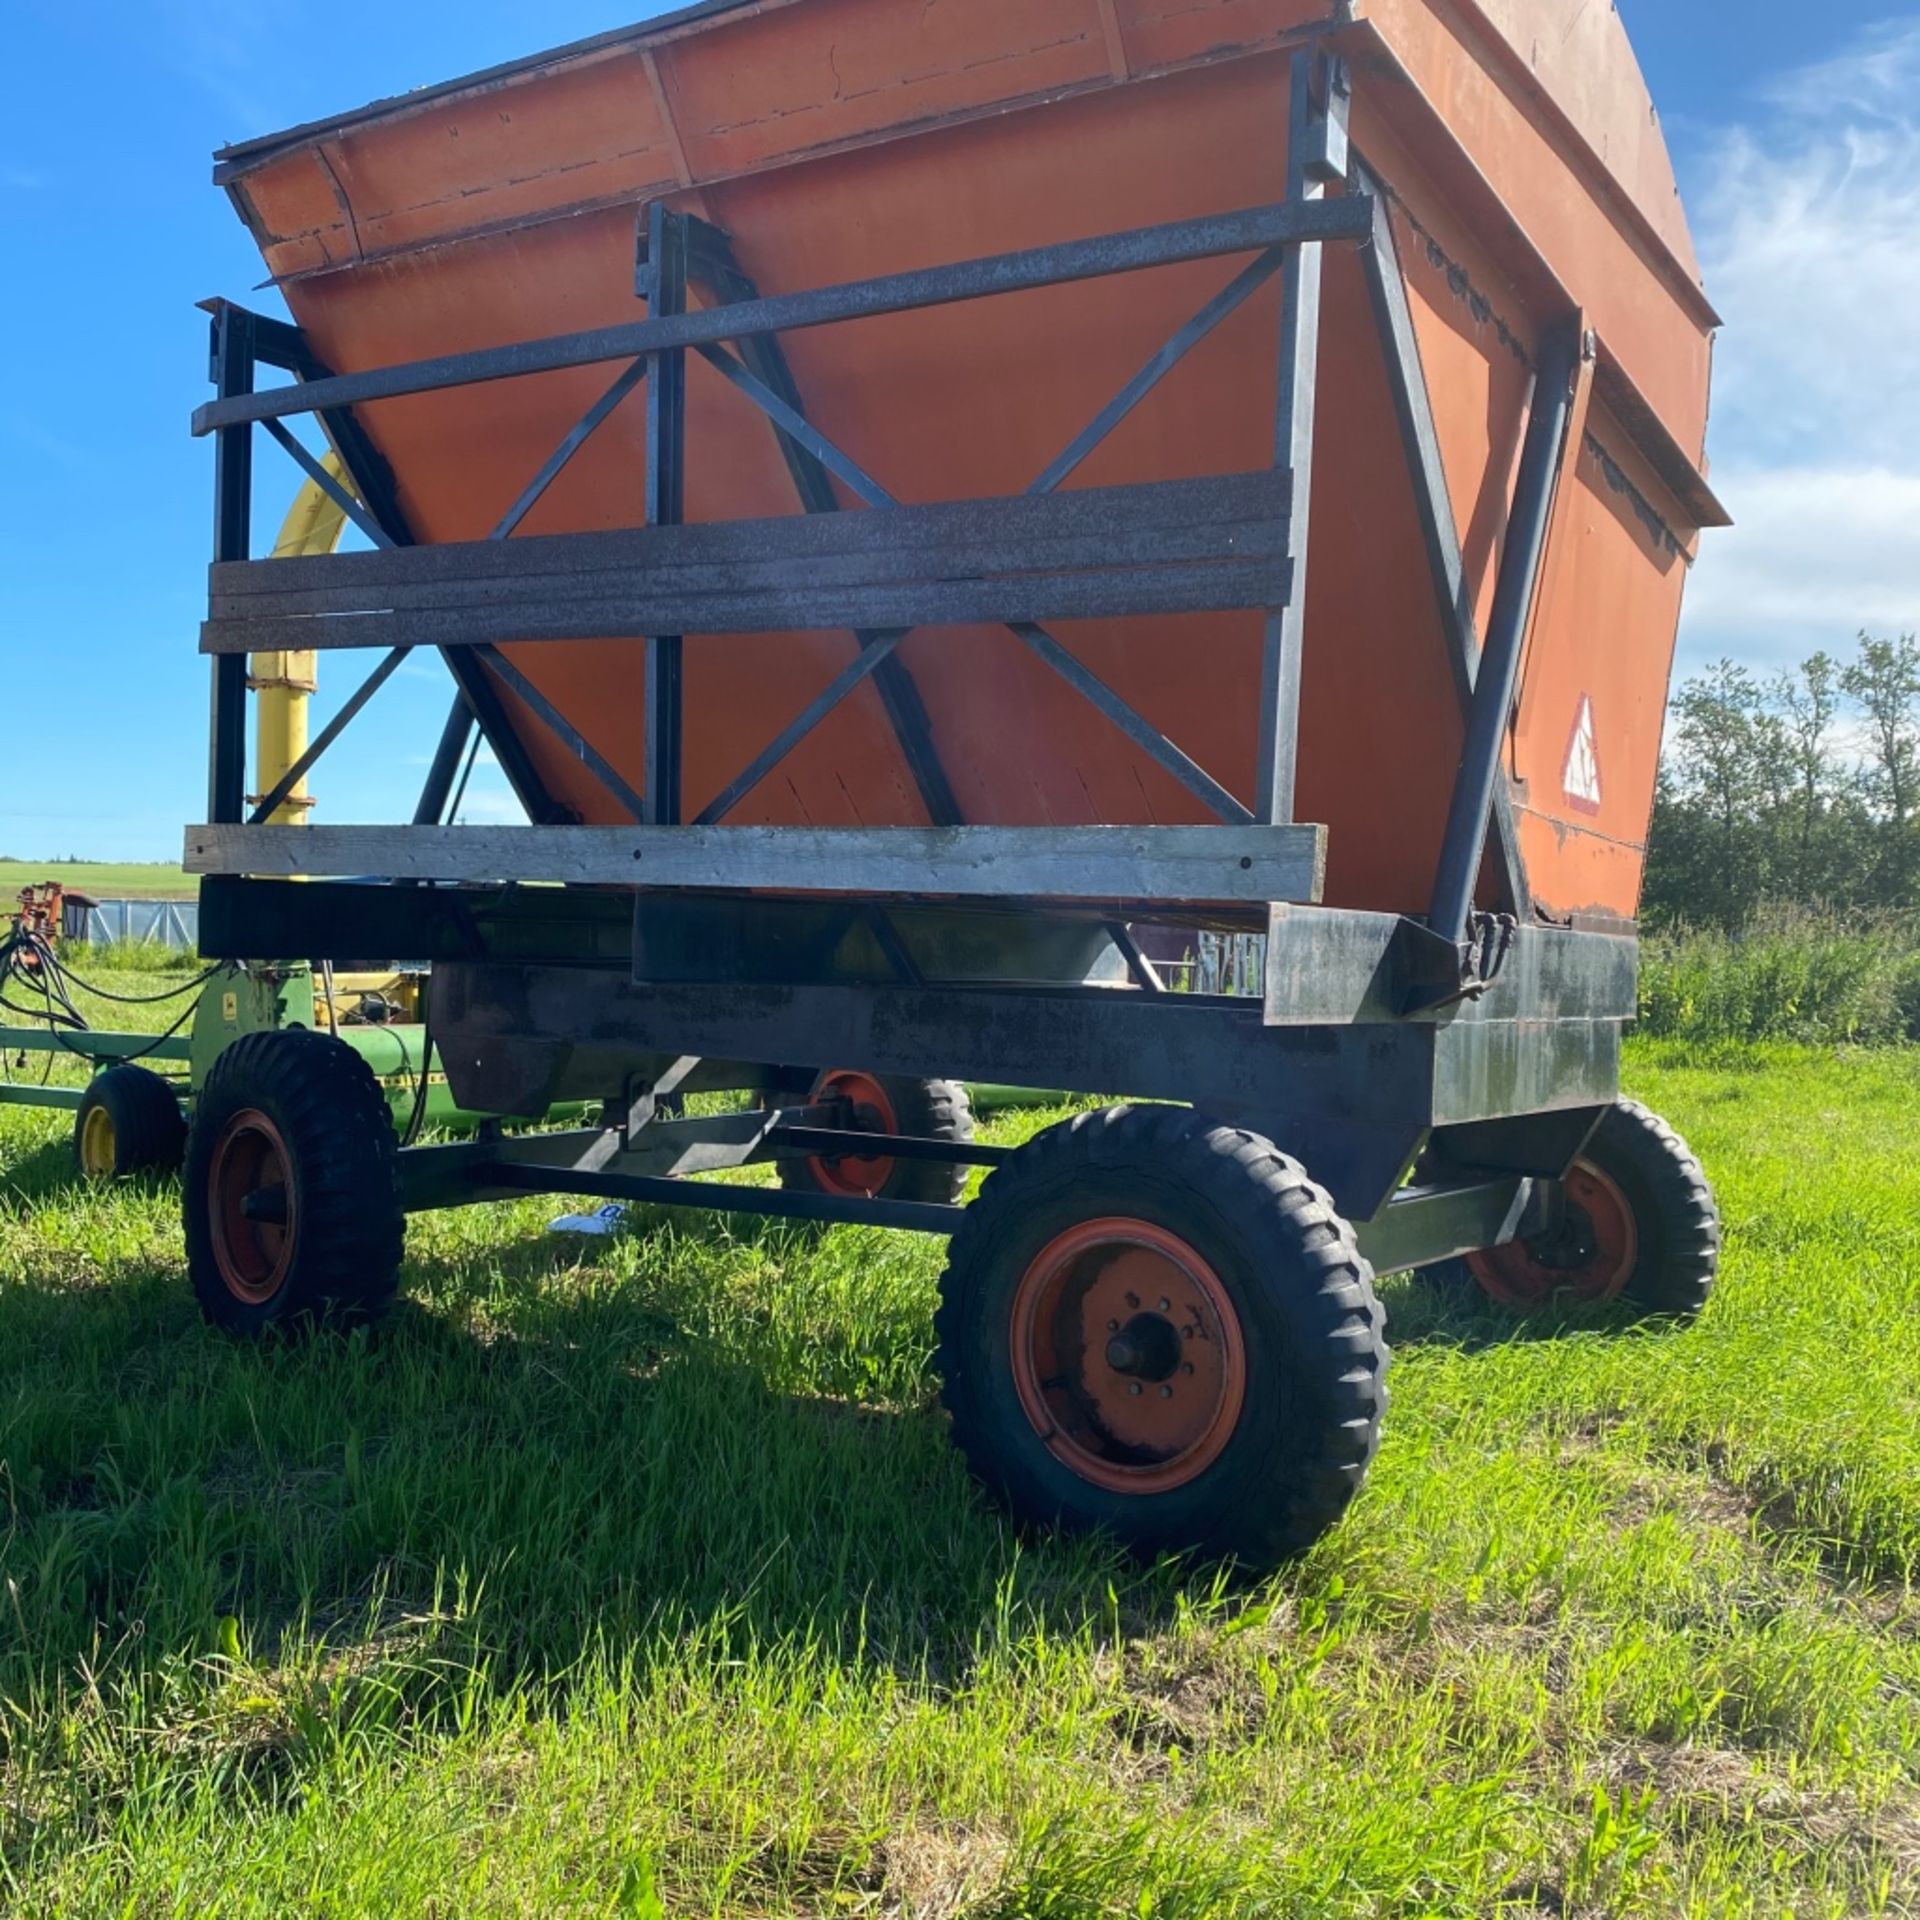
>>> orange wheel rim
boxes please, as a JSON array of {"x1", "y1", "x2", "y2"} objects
[
  {"x1": 1469, "y1": 1159, "x2": 1638, "y2": 1310},
  {"x1": 807, "y1": 1070, "x2": 899, "y2": 1199},
  {"x1": 207, "y1": 1108, "x2": 297, "y2": 1306},
  {"x1": 1009, "y1": 1218, "x2": 1246, "y2": 1496}
]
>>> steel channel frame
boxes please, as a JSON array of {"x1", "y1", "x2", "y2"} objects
[
  {"x1": 390, "y1": 1100, "x2": 1538, "y2": 1274},
  {"x1": 1256, "y1": 52, "x2": 1348, "y2": 828}
]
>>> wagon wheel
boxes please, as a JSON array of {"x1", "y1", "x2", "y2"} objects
[
  {"x1": 935, "y1": 1105, "x2": 1389, "y2": 1567},
  {"x1": 779, "y1": 1070, "x2": 974, "y2": 1206},
  {"x1": 1467, "y1": 1098, "x2": 1721, "y2": 1320},
  {"x1": 183, "y1": 1029, "x2": 405, "y2": 1335}
]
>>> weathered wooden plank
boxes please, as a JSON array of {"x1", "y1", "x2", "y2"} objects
[
  {"x1": 200, "y1": 559, "x2": 1293, "y2": 655},
  {"x1": 183, "y1": 824, "x2": 1329, "y2": 905},
  {"x1": 207, "y1": 471, "x2": 1289, "y2": 605},
  {"x1": 209, "y1": 514, "x2": 1286, "y2": 622}
]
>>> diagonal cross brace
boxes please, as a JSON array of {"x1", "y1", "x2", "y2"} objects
[
  {"x1": 1356, "y1": 163, "x2": 1531, "y2": 919},
  {"x1": 682, "y1": 217, "x2": 1284, "y2": 828}
]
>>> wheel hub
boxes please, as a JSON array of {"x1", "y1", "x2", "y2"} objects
[
  {"x1": 1104, "y1": 1311, "x2": 1185, "y2": 1383},
  {"x1": 1010, "y1": 1218, "x2": 1246, "y2": 1495},
  {"x1": 206, "y1": 1108, "x2": 298, "y2": 1305},
  {"x1": 805, "y1": 1070, "x2": 899, "y2": 1199},
  {"x1": 1468, "y1": 1159, "x2": 1637, "y2": 1310}
]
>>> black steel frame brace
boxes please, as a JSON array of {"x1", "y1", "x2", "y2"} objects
[
  {"x1": 456, "y1": 1152, "x2": 1533, "y2": 1271},
  {"x1": 204, "y1": 301, "x2": 567, "y2": 828},
  {"x1": 193, "y1": 197, "x2": 1374, "y2": 437},
  {"x1": 480, "y1": 1160, "x2": 963, "y2": 1235}
]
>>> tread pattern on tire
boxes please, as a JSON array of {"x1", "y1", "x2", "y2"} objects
[
  {"x1": 934, "y1": 1104, "x2": 1389, "y2": 1566},
  {"x1": 184, "y1": 1028, "x2": 405, "y2": 1333},
  {"x1": 74, "y1": 1064, "x2": 187, "y2": 1178},
  {"x1": 1595, "y1": 1097, "x2": 1722, "y2": 1319},
  {"x1": 780, "y1": 1074, "x2": 975, "y2": 1206}
]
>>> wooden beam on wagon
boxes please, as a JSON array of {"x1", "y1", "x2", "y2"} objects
[{"x1": 183, "y1": 823, "x2": 1329, "y2": 905}]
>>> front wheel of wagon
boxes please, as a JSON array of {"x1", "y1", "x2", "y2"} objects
[
  {"x1": 935, "y1": 1106, "x2": 1389, "y2": 1568},
  {"x1": 1467, "y1": 1098, "x2": 1721, "y2": 1321},
  {"x1": 183, "y1": 1029, "x2": 405, "y2": 1336}
]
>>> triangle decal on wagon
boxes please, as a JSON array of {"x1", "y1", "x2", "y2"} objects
[{"x1": 1563, "y1": 695, "x2": 1603, "y2": 815}]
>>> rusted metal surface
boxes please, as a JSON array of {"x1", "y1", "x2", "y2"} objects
[{"x1": 214, "y1": 0, "x2": 1717, "y2": 927}]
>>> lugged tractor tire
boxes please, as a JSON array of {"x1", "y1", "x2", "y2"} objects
[
  {"x1": 183, "y1": 1028, "x2": 406, "y2": 1336},
  {"x1": 72, "y1": 1064, "x2": 188, "y2": 1180},
  {"x1": 935, "y1": 1105, "x2": 1389, "y2": 1567},
  {"x1": 779, "y1": 1070, "x2": 975, "y2": 1206},
  {"x1": 1467, "y1": 1097, "x2": 1721, "y2": 1320}
]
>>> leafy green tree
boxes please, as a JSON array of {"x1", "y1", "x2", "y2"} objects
[
  {"x1": 1643, "y1": 634, "x2": 1916, "y2": 927},
  {"x1": 1842, "y1": 633, "x2": 1920, "y2": 899}
]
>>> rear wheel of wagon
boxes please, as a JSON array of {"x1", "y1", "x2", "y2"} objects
[
  {"x1": 183, "y1": 1029, "x2": 406, "y2": 1336},
  {"x1": 779, "y1": 1070, "x2": 974, "y2": 1207},
  {"x1": 1466, "y1": 1098, "x2": 1721, "y2": 1320},
  {"x1": 935, "y1": 1106, "x2": 1389, "y2": 1567}
]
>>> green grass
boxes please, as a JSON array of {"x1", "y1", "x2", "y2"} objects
[
  {"x1": 0, "y1": 860, "x2": 192, "y2": 903},
  {"x1": 2, "y1": 1009, "x2": 1917, "y2": 1915}
]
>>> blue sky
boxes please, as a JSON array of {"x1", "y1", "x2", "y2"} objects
[{"x1": 1, "y1": 0, "x2": 1915, "y2": 859}]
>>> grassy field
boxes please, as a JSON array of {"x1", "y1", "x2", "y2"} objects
[
  {"x1": 0, "y1": 861, "x2": 192, "y2": 904},
  {"x1": 1, "y1": 980, "x2": 1916, "y2": 1916}
]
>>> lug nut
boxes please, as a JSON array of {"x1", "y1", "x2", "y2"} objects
[
  {"x1": 1128, "y1": 1383, "x2": 1143, "y2": 1397},
  {"x1": 1159, "y1": 1386, "x2": 1174, "y2": 1399}
]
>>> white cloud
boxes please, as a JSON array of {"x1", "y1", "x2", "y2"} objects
[
  {"x1": 1681, "y1": 20, "x2": 1920, "y2": 671},
  {"x1": 1686, "y1": 466, "x2": 1920, "y2": 668}
]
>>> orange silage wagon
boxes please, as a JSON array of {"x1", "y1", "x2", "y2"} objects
[{"x1": 180, "y1": 0, "x2": 1725, "y2": 1564}]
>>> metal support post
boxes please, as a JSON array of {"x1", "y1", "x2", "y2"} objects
[
  {"x1": 1427, "y1": 328, "x2": 1580, "y2": 943},
  {"x1": 1255, "y1": 50, "x2": 1349, "y2": 827},
  {"x1": 643, "y1": 201, "x2": 688, "y2": 827},
  {"x1": 209, "y1": 305, "x2": 255, "y2": 824},
  {"x1": 413, "y1": 694, "x2": 477, "y2": 826}
]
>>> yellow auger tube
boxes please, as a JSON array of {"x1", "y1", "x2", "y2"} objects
[{"x1": 251, "y1": 454, "x2": 352, "y2": 824}]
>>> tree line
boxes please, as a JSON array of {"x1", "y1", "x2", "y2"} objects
[{"x1": 1643, "y1": 633, "x2": 1920, "y2": 928}]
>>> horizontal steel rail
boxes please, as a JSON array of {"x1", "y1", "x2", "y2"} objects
[
  {"x1": 405, "y1": 1128, "x2": 1536, "y2": 1261},
  {"x1": 1, "y1": 1030, "x2": 195, "y2": 1063},
  {"x1": 191, "y1": 197, "x2": 1375, "y2": 437},
  {"x1": 0, "y1": 1085, "x2": 90, "y2": 1113},
  {"x1": 184, "y1": 823, "x2": 1329, "y2": 904}
]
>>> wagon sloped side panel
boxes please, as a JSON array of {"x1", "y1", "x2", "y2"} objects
[{"x1": 209, "y1": 0, "x2": 1722, "y2": 927}]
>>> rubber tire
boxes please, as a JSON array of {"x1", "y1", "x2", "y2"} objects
[
  {"x1": 1580, "y1": 1098, "x2": 1722, "y2": 1319},
  {"x1": 779, "y1": 1073, "x2": 975, "y2": 1206},
  {"x1": 183, "y1": 1029, "x2": 406, "y2": 1336},
  {"x1": 72, "y1": 1064, "x2": 187, "y2": 1180},
  {"x1": 935, "y1": 1105, "x2": 1389, "y2": 1567}
]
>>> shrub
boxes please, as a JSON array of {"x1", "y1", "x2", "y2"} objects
[{"x1": 1636, "y1": 906, "x2": 1920, "y2": 1045}]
